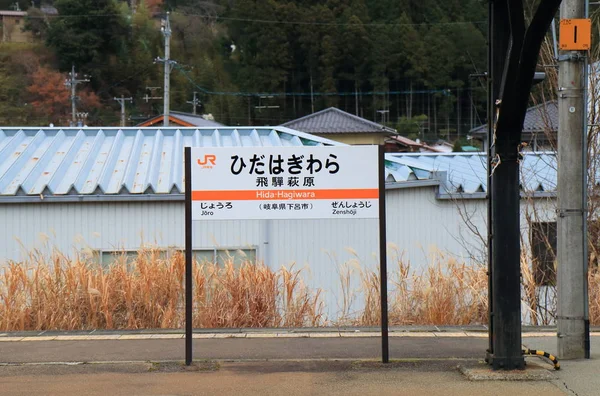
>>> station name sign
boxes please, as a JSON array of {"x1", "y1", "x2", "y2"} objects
[{"x1": 190, "y1": 146, "x2": 379, "y2": 220}]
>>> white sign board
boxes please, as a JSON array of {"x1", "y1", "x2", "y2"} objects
[{"x1": 190, "y1": 146, "x2": 379, "y2": 220}]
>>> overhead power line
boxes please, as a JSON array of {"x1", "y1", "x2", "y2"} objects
[
  {"x1": 24, "y1": 11, "x2": 487, "y2": 28},
  {"x1": 174, "y1": 12, "x2": 487, "y2": 27},
  {"x1": 174, "y1": 65, "x2": 453, "y2": 98}
]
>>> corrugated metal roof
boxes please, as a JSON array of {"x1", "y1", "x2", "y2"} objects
[
  {"x1": 0, "y1": 127, "x2": 343, "y2": 197},
  {"x1": 0, "y1": 127, "x2": 559, "y2": 200},
  {"x1": 470, "y1": 101, "x2": 558, "y2": 135},
  {"x1": 282, "y1": 107, "x2": 397, "y2": 135},
  {"x1": 385, "y1": 152, "x2": 558, "y2": 195}
]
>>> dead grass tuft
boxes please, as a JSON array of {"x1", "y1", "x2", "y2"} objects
[{"x1": 0, "y1": 249, "x2": 323, "y2": 331}]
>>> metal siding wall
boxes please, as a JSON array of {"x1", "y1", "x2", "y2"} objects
[
  {"x1": 0, "y1": 191, "x2": 557, "y2": 321},
  {"x1": 0, "y1": 202, "x2": 260, "y2": 261},
  {"x1": 386, "y1": 187, "x2": 489, "y2": 266}
]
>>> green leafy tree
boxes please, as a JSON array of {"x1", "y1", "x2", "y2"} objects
[
  {"x1": 24, "y1": 7, "x2": 50, "y2": 40},
  {"x1": 46, "y1": 0, "x2": 129, "y2": 74}
]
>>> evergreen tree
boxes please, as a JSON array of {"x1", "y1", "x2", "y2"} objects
[{"x1": 46, "y1": 0, "x2": 129, "y2": 74}]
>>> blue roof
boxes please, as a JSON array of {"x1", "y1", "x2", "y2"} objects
[
  {"x1": 0, "y1": 127, "x2": 342, "y2": 197},
  {"x1": 0, "y1": 127, "x2": 559, "y2": 201},
  {"x1": 385, "y1": 152, "x2": 558, "y2": 195}
]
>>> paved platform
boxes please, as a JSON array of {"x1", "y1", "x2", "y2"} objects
[
  {"x1": 0, "y1": 334, "x2": 488, "y2": 363},
  {"x1": 1, "y1": 327, "x2": 599, "y2": 395},
  {"x1": 0, "y1": 360, "x2": 567, "y2": 396}
]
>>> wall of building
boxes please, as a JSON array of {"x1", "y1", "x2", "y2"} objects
[
  {"x1": 0, "y1": 187, "x2": 556, "y2": 320},
  {"x1": 1, "y1": 16, "x2": 32, "y2": 43}
]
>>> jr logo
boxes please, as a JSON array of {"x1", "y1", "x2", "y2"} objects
[{"x1": 197, "y1": 155, "x2": 216, "y2": 168}]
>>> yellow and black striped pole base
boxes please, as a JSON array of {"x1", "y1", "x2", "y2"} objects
[{"x1": 522, "y1": 348, "x2": 560, "y2": 370}]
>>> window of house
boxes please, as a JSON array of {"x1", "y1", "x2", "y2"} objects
[
  {"x1": 531, "y1": 222, "x2": 557, "y2": 286},
  {"x1": 99, "y1": 249, "x2": 168, "y2": 269},
  {"x1": 192, "y1": 248, "x2": 257, "y2": 268},
  {"x1": 97, "y1": 247, "x2": 257, "y2": 270}
]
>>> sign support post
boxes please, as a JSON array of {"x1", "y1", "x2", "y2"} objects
[
  {"x1": 185, "y1": 147, "x2": 193, "y2": 366},
  {"x1": 378, "y1": 145, "x2": 389, "y2": 363},
  {"x1": 184, "y1": 145, "x2": 386, "y2": 365}
]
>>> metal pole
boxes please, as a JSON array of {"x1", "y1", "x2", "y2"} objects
[
  {"x1": 557, "y1": 0, "x2": 587, "y2": 359},
  {"x1": 163, "y1": 12, "x2": 171, "y2": 127},
  {"x1": 488, "y1": 0, "x2": 522, "y2": 369},
  {"x1": 310, "y1": 73, "x2": 315, "y2": 113},
  {"x1": 121, "y1": 95, "x2": 126, "y2": 127},
  {"x1": 378, "y1": 145, "x2": 389, "y2": 363},
  {"x1": 457, "y1": 87, "x2": 460, "y2": 141},
  {"x1": 355, "y1": 82, "x2": 359, "y2": 116},
  {"x1": 486, "y1": 0, "x2": 495, "y2": 360},
  {"x1": 491, "y1": 136, "x2": 524, "y2": 370},
  {"x1": 71, "y1": 65, "x2": 76, "y2": 125},
  {"x1": 185, "y1": 147, "x2": 193, "y2": 365}
]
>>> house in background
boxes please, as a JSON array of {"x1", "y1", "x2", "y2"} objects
[
  {"x1": 1, "y1": 5, "x2": 58, "y2": 43},
  {"x1": 281, "y1": 107, "x2": 397, "y2": 145},
  {"x1": 137, "y1": 111, "x2": 224, "y2": 128},
  {"x1": 0, "y1": 10, "x2": 30, "y2": 43},
  {"x1": 385, "y1": 135, "x2": 424, "y2": 152},
  {"x1": 469, "y1": 101, "x2": 558, "y2": 151},
  {"x1": 385, "y1": 135, "x2": 460, "y2": 153}
]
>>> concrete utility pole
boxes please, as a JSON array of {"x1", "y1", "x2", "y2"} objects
[
  {"x1": 114, "y1": 95, "x2": 133, "y2": 127},
  {"x1": 155, "y1": 12, "x2": 176, "y2": 126},
  {"x1": 64, "y1": 65, "x2": 90, "y2": 127},
  {"x1": 186, "y1": 92, "x2": 200, "y2": 115},
  {"x1": 557, "y1": 1, "x2": 589, "y2": 359}
]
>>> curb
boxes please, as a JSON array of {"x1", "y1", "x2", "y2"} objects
[
  {"x1": 0, "y1": 357, "x2": 482, "y2": 367},
  {"x1": 0, "y1": 331, "x2": 592, "y2": 342}
]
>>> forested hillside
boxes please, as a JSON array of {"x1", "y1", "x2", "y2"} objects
[{"x1": 0, "y1": 0, "x2": 488, "y2": 141}]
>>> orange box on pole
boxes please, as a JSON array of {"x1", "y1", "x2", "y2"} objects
[{"x1": 560, "y1": 19, "x2": 592, "y2": 51}]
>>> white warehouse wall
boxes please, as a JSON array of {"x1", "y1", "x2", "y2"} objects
[{"x1": 0, "y1": 186, "x2": 556, "y2": 320}]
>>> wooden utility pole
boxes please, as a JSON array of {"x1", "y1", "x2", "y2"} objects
[{"x1": 557, "y1": 4, "x2": 590, "y2": 360}]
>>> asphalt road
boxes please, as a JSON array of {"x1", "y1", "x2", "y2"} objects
[{"x1": 0, "y1": 337, "x2": 488, "y2": 363}]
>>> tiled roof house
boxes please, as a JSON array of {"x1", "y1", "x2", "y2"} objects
[
  {"x1": 469, "y1": 101, "x2": 558, "y2": 151},
  {"x1": 282, "y1": 107, "x2": 397, "y2": 145}
]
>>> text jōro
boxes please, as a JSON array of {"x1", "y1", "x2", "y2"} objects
[
  {"x1": 199, "y1": 202, "x2": 233, "y2": 210},
  {"x1": 231, "y1": 153, "x2": 340, "y2": 176}
]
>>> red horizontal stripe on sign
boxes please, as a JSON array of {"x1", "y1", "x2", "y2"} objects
[{"x1": 192, "y1": 189, "x2": 379, "y2": 201}]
